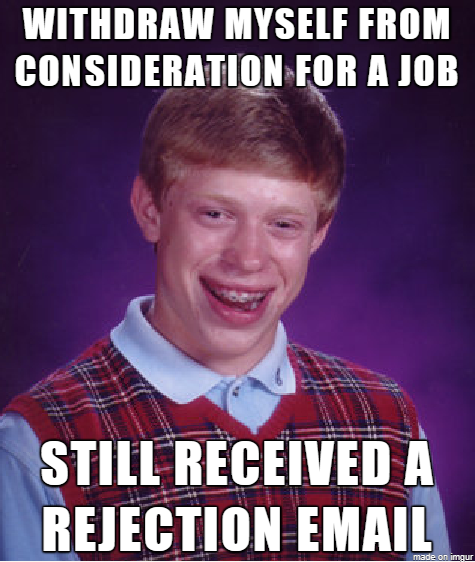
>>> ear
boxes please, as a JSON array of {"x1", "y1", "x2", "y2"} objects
[
  {"x1": 130, "y1": 176, "x2": 161, "y2": 244},
  {"x1": 310, "y1": 217, "x2": 332, "y2": 255}
]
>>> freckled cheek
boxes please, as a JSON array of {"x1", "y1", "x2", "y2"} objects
[
  {"x1": 274, "y1": 241, "x2": 311, "y2": 267},
  {"x1": 277, "y1": 253, "x2": 311, "y2": 292},
  {"x1": 164, "y1": 218, "x2": 214, "y2": 255},
  {"x1": 189, "y1": 236, "x2": 224, "y2": 262},
  {"x1": 170, "y1": 237, "x2": 225, "y2": 280},
  {"x1": 193, "y1": 228, "x2": 231, "y2": 254}
]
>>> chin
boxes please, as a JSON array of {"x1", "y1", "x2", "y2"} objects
[{"x1": 199, "y1": 322, "x2": 275, "y2": 359}]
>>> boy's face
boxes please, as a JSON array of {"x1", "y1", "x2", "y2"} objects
[{"x1": 133, "y1": 167, "x2": 330, "y2": 375}]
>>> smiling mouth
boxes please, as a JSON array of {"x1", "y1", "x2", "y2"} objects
[{"x1": 202, "y1": 280, "x2": 269, "y2": 312}]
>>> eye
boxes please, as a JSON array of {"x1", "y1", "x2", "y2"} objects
[
  {"x1": 196, "y1": 207, "x2": 233, "y2": 226},
  {"x1": 271, "y1": 218, "x2": 303, "y2": 238},
  {"x1": 275, "y1": 220, "x2": 296, "y2": 229},
  {"x1": 204, "y1": 210, "x2": 223, "y2": 219}
]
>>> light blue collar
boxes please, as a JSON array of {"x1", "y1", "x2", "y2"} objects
[{"x1": 111, "y1": 296, "x2": 295, "y2": 404}]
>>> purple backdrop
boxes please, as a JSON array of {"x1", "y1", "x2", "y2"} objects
[{"x1": 1, "y1": 1, "x2": 474, "y2": 555}]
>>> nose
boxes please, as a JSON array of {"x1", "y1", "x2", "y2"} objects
[{"x1": 221, "y1": 221, "x2": 268, "y2": 273}]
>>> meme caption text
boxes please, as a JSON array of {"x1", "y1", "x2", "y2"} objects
[
  {"x1": 16, "y1": 7, "x2": 457, "y2": 88},
  {"x1": 41, "y1": 438, "x2": 434, "y2": 554}
]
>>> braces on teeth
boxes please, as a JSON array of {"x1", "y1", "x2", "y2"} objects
[{"x1": 211, "y1": 287, "x2": 267, "y2": 304}]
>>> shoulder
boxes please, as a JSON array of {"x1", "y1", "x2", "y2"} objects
[
  {"x1": 289, "y1": 340, "x2": 402, "y2": 388},
  {"x1": 288, "y1": 341, "x2": 419, "y2": 437},
  {"x1": 2, "y1": 337, "x2": 129, "y2": 437},
  {"x1": 22, "y1": 336, "x2": 125, "y2": 397}
]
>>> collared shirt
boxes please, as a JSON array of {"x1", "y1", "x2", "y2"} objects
[
  {"x1": 0, "y1": 296, "x2": 450, "y2": 560},
  {"x1": 111, "y1": 296, "x2": 295, "y2": 434}
]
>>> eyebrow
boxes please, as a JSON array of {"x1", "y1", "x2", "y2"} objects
[{"x1": 193, "y1": 193, "x2": 310, "y2": 217}]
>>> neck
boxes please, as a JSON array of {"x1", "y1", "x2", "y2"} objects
[{"x1": 146, "y1": 303, "x2": 275, "y2": 377}]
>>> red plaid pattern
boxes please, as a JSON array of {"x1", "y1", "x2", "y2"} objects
[{"x1": 7, "y1": 338, "x2": 418, "y2": 561}]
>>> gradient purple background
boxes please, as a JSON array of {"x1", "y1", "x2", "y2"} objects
[{"x1": 1, "y1": 0, "x2": 474, "y2": 555}]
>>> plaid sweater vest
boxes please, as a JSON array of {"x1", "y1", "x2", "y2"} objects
[{"x1": 7, "y1": 337, "x2": 418, "y2": 561}]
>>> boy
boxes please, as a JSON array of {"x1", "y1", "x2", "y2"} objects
[{"x1": 0, "y1": 64, "x2": 449, "y2": 560}]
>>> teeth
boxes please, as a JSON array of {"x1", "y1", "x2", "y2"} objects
[{"x1": 213, "y1": 287, "x2": 267, "y2": 303}]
